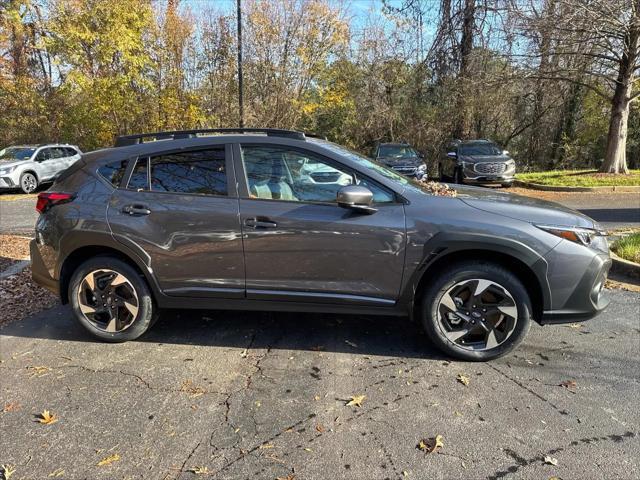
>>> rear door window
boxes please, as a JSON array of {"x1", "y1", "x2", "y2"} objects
[
  {"x1": 150, "y1": 148, "x2": 227, "y2": 196},
  {"x1": 98, "y1": 160, "x2": 128, "y2": 187},
  {"x1": 127, "y1": 158, "x2": 149, "y2": 191}
]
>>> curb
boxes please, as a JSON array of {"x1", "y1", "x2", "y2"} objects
[
  {"x1": 610, "y1": 251, "x2": 640, "y2": 280},
  {"x1": 513, "y1": 180, "x2": 640, "y2": 193}
]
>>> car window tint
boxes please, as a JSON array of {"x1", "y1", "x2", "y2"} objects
[
  {"x1": 150, "y1": 148, "x2": 226, "y2": 196},
  {"x1": 98, "y1": 160, "x2": 128, "y2": 187},
  {"x1": 37, "y1": 148, "x2": 52, "y2": 161},
  {"x1": 51, "y1": 148, "x2": 65, "y2": 158},
  {"x1": 64, "y1": 147, "x2": 77, "y2": 156},
  {"x1": 241, "y1": 145, "x2": 394, "y2": 204},
  {"x1": 128, "y1": 158, "x2": 149, "y2": 191}
]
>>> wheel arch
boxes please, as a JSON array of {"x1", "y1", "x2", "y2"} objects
[
  {"x1": 410, "y1": 246, "x2": 550, "y2": 325},
  {"x1": 59, "y1": 243, "x2": 158, "y2": 305},
  {"x1": 20, "y1": 168, "x2": 39, "y2": 182}
]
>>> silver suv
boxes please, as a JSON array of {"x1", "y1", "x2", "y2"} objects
[{"x1": 0, "y1": 144, "x2": 82, "y2": 194}]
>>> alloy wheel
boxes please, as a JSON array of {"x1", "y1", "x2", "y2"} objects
[
  {"x1": 21, "y1": 174, "x2": 37, "y2": 193},
  {"x1": 436, "y1": 278, "x2": 518, "y2": 351},
  {"x1": 76, "y1": 269, "x2": 139, "y2": 332}
]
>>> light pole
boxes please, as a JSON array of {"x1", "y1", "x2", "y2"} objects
[{"x1": 237, "y1": 0, "x2": 244, "y2": 128}]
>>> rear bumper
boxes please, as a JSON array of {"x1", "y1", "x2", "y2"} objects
[
  {"x1": 30, "y1": 239, "x2": 59, "y2": 296},
  {"x1": 540, "y1": 253, "x2": 611, "y2": 324}
]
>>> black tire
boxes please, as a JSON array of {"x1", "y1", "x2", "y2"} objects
[
  {"x1": 19, "y1": 172, "x2": 38, "y2": 194},
  {"x1": 420, "y1": 261, "x2": 532, "y2": 361},
  {"x1": 69, "y1": 256, "x2": 157, "y2": 342},
  {"x1": 453, "y1": 167, "x2": 464, "y2": 184}
]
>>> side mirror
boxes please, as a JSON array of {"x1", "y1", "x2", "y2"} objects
[
  {"x1": 337, "y1": 185, "x2": 377, "y2": 214},
  {"x1": 447, "y1": 151, "x2": 457, "y2": 158}
]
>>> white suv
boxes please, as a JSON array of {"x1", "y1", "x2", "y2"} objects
[{"x1": 0, "y1": 144, "x2": 82, "y2": 193}]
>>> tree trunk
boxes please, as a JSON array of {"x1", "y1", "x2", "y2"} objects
[
  {"x1": 453, "y1": 0, "x2": 475, "y2": 139},
  {"x1": 600, "y1": 7, "x2": 638, "y2": 174}
]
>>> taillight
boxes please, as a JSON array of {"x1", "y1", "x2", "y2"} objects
[{"x1": 36, "y1": 192, "x2": 75, "y2": 213}]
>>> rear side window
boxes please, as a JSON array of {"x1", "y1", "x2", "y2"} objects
[
  {"x1": 149, "y1": 148, "x2": 227, "y2": 196},
  {"x1": 128, "y1": 158, "x2": 149, "y2": 191},
  {"x1": 98, "y1": 160, "x2": 128, "y2": 187}
]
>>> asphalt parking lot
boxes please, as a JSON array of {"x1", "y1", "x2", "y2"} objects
[{"x1": 1, "y1": 289, "x2": 638, "y2": 479}]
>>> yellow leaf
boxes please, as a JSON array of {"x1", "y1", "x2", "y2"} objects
[
  {"x1": 304, "y1": 448, "x2": 312, "y2": 452},
  {"x1": 27, "y1": 366, "x2": 51, "y2": 377},
  {"x1": 259, "y1": 443, "x2": 274, "y2": 449},
  {"x1": 454, "y1": 411, "x2": 463, "y2": 417},
  {"x1": 188, "y1": 466, "x2": 209, "y2": 474},
  {"x1": 457, "y1": 374, "x2": 470, "y2": 386},
  {"x1": 37, "y1": 410, "x2": 58, "y2": 425},
  {"x1": 418, "y1": 435, "x2": 444, "y2": 454},
  {"x1": 48, "y1": 469, "x2": 65, "y2": 477},
  {"x1": 276, "y1": 474, "x2": 296, "y2": 480},
  {"x1": 346, "y1": 395, "x2": 366, "y2": 407},
  {"x1": 315, "y1": 424, "x2": 325, "y2": 433},
  {"x1": 97, "y1": 453, "x2": 120, "y2": 466},
  {"x1": 1, "y1": 465, "x2": 16, "y2": 479},
  {"x1": 544, "y1": 456, "x2": 558, "y2": 466}
]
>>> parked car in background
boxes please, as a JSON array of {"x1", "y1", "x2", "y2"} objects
[
  {"x1": 373, "y1": 142, "x2": 427, "y2": 180},
  {"x1": 30, "y1": 128, "x2": 611, "y2": 361},
  {"x1": 439, "y1": 139, "x2": 515, "y2": 188},
  {"x1": 0, "y1": 144, "x2": 82, "y2": 194}
]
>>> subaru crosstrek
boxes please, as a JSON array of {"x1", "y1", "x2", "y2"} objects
[{"x1": 30, "y1": 128, "x2": 611, "y2": 361}]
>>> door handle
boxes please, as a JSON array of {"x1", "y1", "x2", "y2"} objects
[
  {"x1": 122, "y1": 204, "x2": 151, "y2": 216},
  {"x1": 244, "y1": 217, "x2": 277, "y2": 229}
]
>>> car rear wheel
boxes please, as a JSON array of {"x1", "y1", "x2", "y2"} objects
[
  {"x1": 421, "y1": 261, "x2": 531, "y2": 361},
  {"x1": 69, "y1": 257, "x2": 156, "y2": 342},
  {"x1": 20, "y1": 172, "x2": 38, "y2": 194}
]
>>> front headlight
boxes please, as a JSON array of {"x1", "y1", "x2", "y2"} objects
[
  {"x1": 0, "y1": 166, "x2": 16, "y2": 175},
  {"x1": 505, "y1": 160, "x2": 515, "y2": 170},
  {"x1": 535, "y1": 224, "x2": 608, "y2": 253}
]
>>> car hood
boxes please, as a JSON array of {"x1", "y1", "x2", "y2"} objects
[
  {"x1": 459, "y1": 154, "x2": 511, "y2": 163},
  {"x1": 378, "y1": 156, "x2": 421, "y2": 166},
  {"x1": 454, "y1": 185, "x2": 597, "y2": 229},
  {"x1": 0, "y1": 159, "x2": 25, "y2": 168}
]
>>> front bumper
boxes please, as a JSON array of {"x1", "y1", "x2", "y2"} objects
[
  {"x1": 462, "y1": 175, "x2": 514, "y2": 185},
  {"x1": 540, "y1": 252, "x2": 611, "y2": 324},
  {"x1": 0, "y1": 176, "x2": 17, "y2": 188}
]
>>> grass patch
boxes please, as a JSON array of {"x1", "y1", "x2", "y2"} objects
[
  {"x1": 612, "y1": 233, "x2": 640, "y2": 264},
  {"x1": 516, "y1": 169, "x2": 640, "y2": 187}
]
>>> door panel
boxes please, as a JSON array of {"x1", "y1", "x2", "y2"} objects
[
  {"x1": 107, "y1": 145, "x2": 244, "y2": 298},
  {"x1": 240, "y1": 200, "x2": 406, "y2": 303}
]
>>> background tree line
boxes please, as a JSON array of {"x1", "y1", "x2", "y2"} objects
[{"x1": 1, "y1": 0, "x2": 638, "y2": 173}]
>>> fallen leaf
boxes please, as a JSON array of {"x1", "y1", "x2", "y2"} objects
[
  {"x1": 314, "y1": 395, "x2": 320, "y2": 401},
  {"x1": 276, "y1": 474, "x2": 296, "y2": 480},
  {"x1": 1, "y1": 465, "x2": 16, "y2": 479},
  {"x1": 36, "y1": 410, "x2": 58, "y2": 425},
  {"x1": 346, "y1": 395, "x2": 366, "y2": 407},
  {"x1": 304, "y1": 447, "x2": 312, "y2": 452},
  {"x1": 457, "y1": 374, "x2": 470, "y2": 386},
  {"x1": 566, "y1": 323, "x2": 583, "y2": 329},
  {"x1": 255, "y1": 401, "x2": 261, "y2": 407},
  {"x1": 454, "y1": 410, "x2": 463, "y2": 417},
  {"x1": 48, "y1": 469, "x2": 65, "y2": 477},
  {"x1": 97, "y1": 453, "x2": 120, "y2": 466},
  {"x1": 239, "y1": 349, "x2": 248, "y2": 358},
  {"x1": 180, "y1": 380, "x2": 206, "y2": 398},
  {"x1": 188, "y1": 466, "x2": 209, "y2": 474},
  {"x1": 345, "y1": 340, "x2": 358, "y2": 348},
  {"x1": 259, "y1": 443, "x2": 274, "y2": 449},
  {"x1": 544, "y1": 456, "x2": 558, "y2": 466},
  {"x1": 3, "y1": 402, "x2": 20, "y2": 412},
  {"x1": 402, "y1": 471, "x2": 408, "y2": 477},
  {"x1": 315, "y1": 424, "x2": 325, "y2": 433},
  {"x1": 418, "y1": 434, "x2": 444, "y2": 454},
  {"x1": 27, "y1": 366, "x2": 51, "y2": 377},
  {"x1": 559, "y1": 380, "x2": 577, "y2": 389}
]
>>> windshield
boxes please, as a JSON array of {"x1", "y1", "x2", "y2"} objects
[
  {"x1": 458, "y1": 144, "x2": 502, "y2": 156},
  {"x1": 377, "y1": 145, "x2": 417, "y2": 159},
  {"x1": 0, "y1": 147, "x2": 35, "y2": 161},
  {"x1": 316, "y1": 140, "x2": 410, "y2": 186}
]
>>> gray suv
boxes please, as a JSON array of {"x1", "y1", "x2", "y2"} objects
[
  {"x1": 440, "y1": 139, "x2": 515, "y2": 188},
  {"x1": 30, "y1": 129, "x2": 611, "y2": 361}
]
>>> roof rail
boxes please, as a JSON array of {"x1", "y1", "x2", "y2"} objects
[{"x1": 114, "y1": 128, "x2": 306, "y2": 147}]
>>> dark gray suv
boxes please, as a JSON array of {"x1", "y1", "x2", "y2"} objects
[
  {"x1": 30, "y1": 128, "x2": 611, "y2": 361},
  {"x1": 440, "y1": 139, "x2": 516, "y2": 188}
]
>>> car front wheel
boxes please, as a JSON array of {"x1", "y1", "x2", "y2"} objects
[
  {"x1": 20, "y1": 172, "x2": 38, "y2": 194},
  {"x1": 421, "y1": 261, "x2": 531, "y2": 361},
  {"x1": 69, "y1": 256, "x2": 157, "y2": 342}
]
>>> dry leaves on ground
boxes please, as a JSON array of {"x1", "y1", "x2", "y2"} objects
[
  {"x1": 346, "y1": 395, "x2": 366, "y2": 407},
  {"x1": 276, "y1": 474, "x2": 296, "y2": 480},
  {"x1": 559, "y1": 380, "x2": 577, "y2": 389},
  {"x1": 0, "y1": 234, "x2": 31, "y2": 260},
  {"x1": 544, "y1": 456, "x2": 559, "y2": 466},
  {"x1": 97, "y1": 453, "x2": 120, "y2": 466},
  {"x1": 418, "y1": 434, "x2": 444, "y2": 454},
  {"x1": 36, "y1": 410, "x2": 58, "y2": 425},
  {"x1": 456, "y1": 373, "x2": 470, "y2": 386},
  {"x1": 0, "y1": 267, "x2": 58, "y2": 327},
  {"x1": 188, "y1": 466, "x2": 209, "y2": 474},
  {"x1": 419, "y1": 180, "x2": 458, "y2": 197}
]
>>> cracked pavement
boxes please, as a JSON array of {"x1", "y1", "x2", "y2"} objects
[{"x1": 1, "y1": 289, "x2": 639, "y2": 479}]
